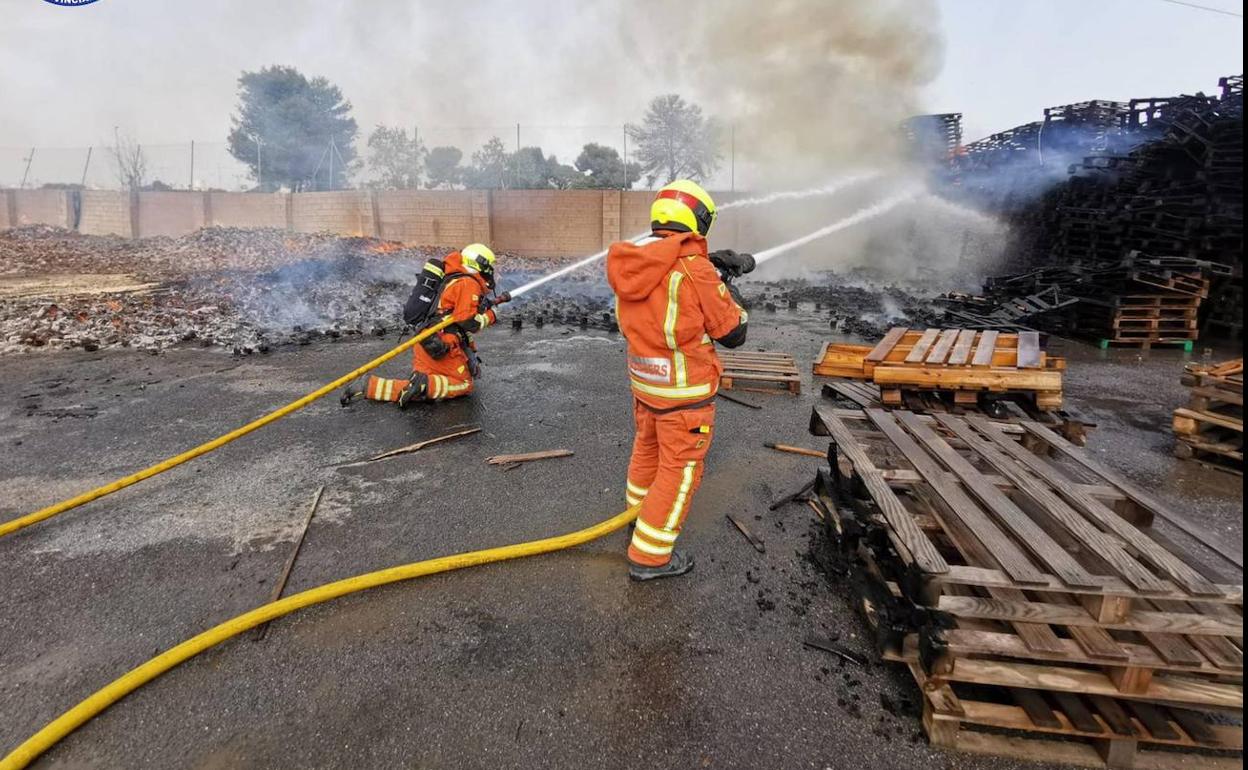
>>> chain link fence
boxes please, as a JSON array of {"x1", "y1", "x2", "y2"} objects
[{"x1": 0, "y1": 124, "x2": 738, "y2": 192}]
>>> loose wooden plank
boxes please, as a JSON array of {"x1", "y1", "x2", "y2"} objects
[
  {"x1": 970, "y1": 416, "x2": 1225, "y2": 596},
  {"x1": 486, "y1": 449, "x2": 574, "y2": 465},
  {"x1": 925, "y1": 328, "x2": 962, "y2": 365},
  {"x1": 971, "y1": 330, "x2": 1000, "y2": 367},
  {"x1": 939, "y1": 414, "x2": 1169, "y2": 594},
  {"x1": 866, "y1": 326, "x2": 908, "y2": 362},
  {"x1": 939, "y1": 596, "x2": 1242, "y2": 637},
  {"x1": 904, "y1": 328, "x2": 942, "y2": 364},
  {"x1": 812, "y1": 406, "x2": 948, "y2": 575},
  {"x1": 896, "y1": 412, "x2": 1101, "y2": 589},
  {"x1": 947, "y1": 329, "x2": 978, "y2": 366},
  {"x1": 1017, "y1": 330, "x2": 1042, "y2": 368},
  {"x1": 1021, "y1": 420, "x2": 1243, "y2": 570}
]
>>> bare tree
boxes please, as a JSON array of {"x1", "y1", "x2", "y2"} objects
[
  {"x1": 110, "y1": 131, "x2": 148, "y2": 190},
  {"x1": 626, "y1": 95, "x2": 722, "y2": 187}
]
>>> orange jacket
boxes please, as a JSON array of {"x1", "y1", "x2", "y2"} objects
[
  {"x1": 606, "y1": 232, "x2": 746, "y2": 410},
  {"x1": 434, "y1": 251, "x2": 496, "y2": 352}
]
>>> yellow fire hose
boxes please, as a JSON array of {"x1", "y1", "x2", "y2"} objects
[
  {"x1": 0, "y1": 505, "x2": 638, "y2": 770},
  {"x1": 0, "y1": 317, "x2": 457, "y2": 539}
]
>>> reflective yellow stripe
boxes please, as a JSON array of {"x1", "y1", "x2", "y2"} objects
[
  {"x1": 445, "y1": 381, "x2": 470, "y2": 393},
  {"x1": 474, "y1": 313, "x2": 491, "y2": 329},
  {"x1": 635, "y1": 518, "x2": 678, "y2": 543},
  {"x1": 626, "y1": 493, "x2": 642, "y2": 507},
  {"x1": 665, "y1": 461, "x2": 697, "y2": 529},
  {"x1": 626, "y1": 481, "x2": 649, "y2": 497},
  {"x1": 739, "y1": 309, "x2": 749, "y2": 323},
  {"x1": 381, "y1": 379, "x2": 394, "y2": 401},
  {"x1": 431, "y1": 376, "x2": 444, "y2": 399},
  {"x1": 630, "y1": 532, "x2": 673, "y2": 556},
  {"x1": 630, "y1": 378, "x2": 712, "y2": 400},
  {"x1": 664, "y1": 272, "x2": 683, "y2": 349},
  {"x1": 426, "y1": 264, "x2": 444, "y2": 277}
]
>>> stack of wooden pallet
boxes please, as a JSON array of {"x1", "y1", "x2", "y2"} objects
[
  {"x1": 813, "y1": 327, "x2": 1065, "y2": 410},
  {"x1": 1073, "y1": 263, "x2": 1208, "y2": 350},
  {"x1": 809, "y1": 405, "x2": 1243, "y2": 769},
  {"x1": 718, "y1": 350, "x2": 801, "y2": 394},
  {"x1": 1174, "y1": 359, "x2": 1243, "y2": 475}
]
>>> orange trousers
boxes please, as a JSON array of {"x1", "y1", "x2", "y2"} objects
[
  {"x1": 364, "y1": 343, "x2": 475, "y2": 403},
  {"x1": 625, "y1": 399, "x2": 715, "y2": 567}
]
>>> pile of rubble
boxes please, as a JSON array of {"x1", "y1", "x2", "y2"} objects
[{"x1": 0, "y1": 226, "x2": 583, "y2": 355}]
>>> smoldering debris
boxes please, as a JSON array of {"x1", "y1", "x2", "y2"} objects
[
  {"x1": 744, "y1": 270, "x2": 946, "y2": 339},
  {"x1": 0, "y1": 226, "x2": 585, "y2": 355}
]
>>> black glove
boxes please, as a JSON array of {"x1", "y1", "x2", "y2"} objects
[
  {"x1": 726, "y1": 282, "x2": 746, "y2": 309},
  {"x1": 708, "y1": 250, "x2": 756, "y2": 280},
  {"x1": 478, "y1": 291, "x2": 512, "y2": 313}
]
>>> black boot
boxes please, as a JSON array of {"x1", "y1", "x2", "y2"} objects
[
  {"x1": 629, "y1": 550, "x2": 694, "y2": 582},
  {"x1": 339, "y1": 382, "x2": 362, "y2": 407},
  {"x1": 397, "y1": 373, "x2": 429, "y2": 409}
]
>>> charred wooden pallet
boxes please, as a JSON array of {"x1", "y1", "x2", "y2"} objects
[
  {"x1": 1174, "y1": 359, "x2": 1243, "y2": 475},
  {"x1": 718, "y1": 350, "x2": 800, "y2": 395},
  {"x1": 808, "y1": 405, "x2": 1244, "y2": 769},
  {"x1": 813, "y1": 327, "x2": 1064, "y2": 410}
]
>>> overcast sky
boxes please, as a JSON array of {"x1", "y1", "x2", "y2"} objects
[{"x1": 0, "y1": 0, "x2": 1242, "y2": 187}]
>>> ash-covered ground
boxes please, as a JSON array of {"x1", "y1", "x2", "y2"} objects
[
  {"x1": 1, "y1": 226, "x2": 950, "y2": 357},
  {"x1": 0, "y1": 226, "x2": 1242, "y2": 770}
]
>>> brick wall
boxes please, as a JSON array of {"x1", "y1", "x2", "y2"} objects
[
  {"x1": 14, "y1": 189, "x2": 70, "y2": 227},
  {"x1": 138, "y1": 191, "x2": 206, "y2": 237},
  {"x1": 491, "y1": 190, "x2": 603, "y2": 257},
  {"x1": 79, "y1": 191, "x2": 132, "y2": 236},
  {"x1": 291, "y1": 191, "x2": 375, "y2": 236},
  {"x1": 209, "y1": 192, "x2": 287, "y2": 229},
  {"x1": 0, "y1": 188, "x2": 750, "y2": 258},
  {"x1": 376, "y1": 190, "x2": 474, "y2": 246}
]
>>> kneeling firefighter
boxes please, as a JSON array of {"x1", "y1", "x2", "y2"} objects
[
  {"x1": 606, "y1": 180, "x2": 755, "y2": 581},
  {"x1": 354, "y1": 243, "x2": 510, "y2": 408}
]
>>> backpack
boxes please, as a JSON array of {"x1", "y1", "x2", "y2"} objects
[{"x1": 403, "y1": 258, "x2": 472, "y2": 327}]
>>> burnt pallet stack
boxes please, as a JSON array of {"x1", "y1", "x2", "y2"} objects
[
  {"x1": 983, "y1": 252, "x2": 1225, "y2": 349},
  {"x1": 813, "y1": 327, "x2": 1064, "y2": 410},
  {"x1": 809, "y1": 405, "x2": 1243, "y2": 769},
  {"x1": 950, "y1": 74, "x2": 1243, "y2": 341},
  {"x1": 1174, "y1": 359, "x2": 1244, "y2": 475}
]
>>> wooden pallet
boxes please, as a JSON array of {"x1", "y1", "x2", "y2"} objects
[
  {"x1": 808, "y1": 405, "x2": 1244, "y2": 769},
  {"x1": 1174, "y1": 359, "x2": 1243, "y2": 475},
  {"x1": 903, "y1": 661, "x2": 1242, "y2": 769},
  {"x1": 718, "y1": 350, "x2": 800, "y2": 394},
  {"x1": 821, "y1": 379, "x2": 1093, "y2": 446},
  {"x1": 812, "y1": 327, "x2": 1064, "y2": 410}
]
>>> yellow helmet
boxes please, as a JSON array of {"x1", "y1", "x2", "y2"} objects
[
  {"x1": 460, "y1": 243, "x2": 496, "y2": 273},
  {"x1": 650, "y1": 179, "x2": 717, "y2": 237}
]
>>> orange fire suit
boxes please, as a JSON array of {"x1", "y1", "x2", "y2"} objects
[
  {"x1": 606, "y1": 231, "x2": 748, "y2": 567},
  {"x1": 365, "y1": 252, "x2": 496, "y2": 403}
]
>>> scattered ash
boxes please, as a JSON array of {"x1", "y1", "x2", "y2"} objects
[
  {"x1": 742, "y1": 269, "x2": 947, "y2": 338},
  {"x1": 0, "y1": 226, "x2": 613, "y2": 355}
]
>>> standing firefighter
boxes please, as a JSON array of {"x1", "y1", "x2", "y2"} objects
[
  {"x1": 352, "y1": 243, "x2": 510, "y2": 407},
  {"x1": 606, "y1": 180, "x2": 754, "y2": 581}
]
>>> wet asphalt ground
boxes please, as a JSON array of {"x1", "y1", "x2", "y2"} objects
[{"x1": 0, "y1": 307, "x2": 1242, "y2": 770}]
